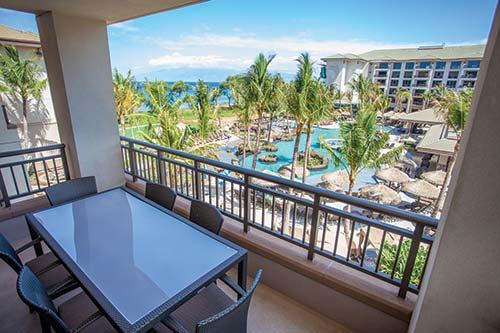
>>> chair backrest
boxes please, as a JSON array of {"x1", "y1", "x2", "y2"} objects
[
  {"x1": 45, "y1": 176, "x2": 97, "y2": 206},
  {"x1": 196, "y1": 270, "x2": 263, "y2": 333},
  {"x1": 17, "y1": 266, "x2": 70, "y2": 333},
  {"x1": 0, "y1": 232, "x2": 22, "y2": 273},
  {"x1": 189, "y1": 200, "x2": 224, "y2": 234},
  {"x1": 145, "y1": 183, "x2": 177, "y2": 211}
]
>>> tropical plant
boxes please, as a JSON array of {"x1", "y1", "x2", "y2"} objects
[
  {"x1": 143, "y1": 80, "x2": 182, "y2": 119},
  {"x1": 347, "y1": 74, "x2": 378, "y2": 107},
  {"x1": 112, "y1": 69, "x2": 143, "y2": 134},
  {"x1": 374, "y1": 94, "x2": 391, "y2": 127},
  {"x1": 395, "y1": 87, "x2": 411, "y2": 113},
  {"x1": 320, "y1": 110, "x2": 403, "y2": 256},
  {"x1": 379, "y1": 238, "x2": 428, "y2": 286},
  {"x1": 421, "y1": 90, "x2": 434, "y2": 109},
  {"x1": 431, "y1": 88, "x2": 473, "y2": 216},
  {"x1": 171, "y1": 80, "x2": 189, "y2": 99},
  {"x1": 245, "y1": 53, "x2": 276, "y2": 169},
  {"x1": 265, "y1": 74, "x2": 285, "y2": 144},
  {"x1": 187, "y1": 80, "x2": 220, "y2": 140},
  {"x1": 0, "y1": 45, "x2": 47, "y2": 148}
]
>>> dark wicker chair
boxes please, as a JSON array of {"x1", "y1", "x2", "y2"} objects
[
  {"x1": 145, "y1": 183, "x2": 177, "y2": 211},
  {"x1": 162, "y1": 270, "x2": 263, "y2": 333},
  {"x1": 17, "y1": 266, "x2": 171, "y2": 333},
  {"x1": 45, "y1": 176, "x2": 97, "y2": 206},
  {"x1": 0, "y1": 232, "x2": 76, "y2": 299},
  {"x1": 189, "y1": 200, "x2": 224, "y2": 235}
]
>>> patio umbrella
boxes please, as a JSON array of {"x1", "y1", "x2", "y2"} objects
[
  {"x1": 384, "y1": 111, "x2": 395, "y2": 118},
  {"x1": 317, "y1": 180, "x2": 342, "y2": 193},
  {"x1": 402, "y1": 180, "x2": 440, "y2": 200},
  {"x1": 321, "y1": 170, "x2": 350, "y2": 187},
  {"x1": 359, "y1": 184, "x2": 401, "y2": 205},
  {"x1": 420, "y1": 170, "x2": 446, "y2": 186},
  {"x1": 278, "y1": 164, "x2": 310, "y2": 179},
  {"x1": 251, "y1": 170, "x2": 281, "y2": 188},
  {"x1": 375, "y1": 167, "x2": 410, "y2": 184}
]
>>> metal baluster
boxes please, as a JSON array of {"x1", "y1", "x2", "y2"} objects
[
  {"x1": 243, "y1": 175, "x2": 250, "y2": 232},
  {"x1": 0, "y1": 169, "x2": 11, "y2": 207},
  {"x1": 375, "y1": 231, "x2": 387, "y2": 273},
  {"x1": 398, "y1": 224, "x2": 424, "y2": 298},
  {"x1": 307, "y1": 194, "x2": 321, "y2": 260},
  {"x1": 128, "y1": 141, "x2": 137, "y2": 181}
]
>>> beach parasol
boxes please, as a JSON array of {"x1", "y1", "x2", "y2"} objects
[
  {"x1": 359, "y1": 184, "x2": 401, "y2": 205},
  {"x1": 420, "y1": 170, "x2": 446, "y2": 186},
  {"x1": 375, "y1": 167, "x2": 411, "y2": 184},
  {"x1": 321, "y1": 170, "x2": 350, "y2": 187},
  {"x1": 402, "y1": 180, "x2": 440, "y2": 199},
  {"x1": 317, "y1": 181, "x2": 343, "y2": 193},
  {"x1": 251, "y1": 170, "x2": 282, "y2": 188}
]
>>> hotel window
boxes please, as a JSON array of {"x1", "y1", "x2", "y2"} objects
[
  {"x1": 391, "y1": 71, "x2": 400, "y2": 78},
  {"x1": 446, "y1": 80, "x2": 457, "y2": 88},
  {"x1": 405, "y1": 62, "x2": 415, "y2": 70},
  {"x1": 402, "y1": 80, "x2": 411, "y2": 87},
  {"x1": 435, "y1": 61, "x2": 446, "y2": 70},
  {"x1": 390, "y1": 80, "x2": 399, "y2": 86},
  {"x1": 434, "y1": 71, "x2": 444, "y2": 79},
  {"x1": 377, "y1": 71, "x2": 387, "y2": 77},
  {"x1": 403, "y1": 71, "x2": 413, "y2": 78},
  {"x1": 463, "y1": 81, "x2": 475, "y2": 88},
  {"x1": 378, "y1": 62, "x2": 389, "y2": 69},
  {"x1": 465, "y1": 60, "x2": 481, "y2": 68},
  {"x1": 448, "y1": 71, "x2": 459, "y2": 79},
  {"x1": 418, "y1": 61, "x2": 431, "y2": 69},
  {"x1": 388, "y1": 88, "x2": 397, "y2": 95},
  {"x1": 464, "y1": 71, "x2": 478, "y2": 79},
  {"x1": 450, "y1": 61, "x2": 462, "y2": 69},
  {"x1": 432, "y1": 80, "x2": 442, "y2": 87},
  {"x1": 393, "y1": 62, "x2": 402, "y2": 70},
  {"x1": 416, "y1": 80, "x2": 427, "y2": 87}
]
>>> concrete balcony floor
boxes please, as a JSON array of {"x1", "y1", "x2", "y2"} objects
[{"x1": 0, "y1": 216, "x2": 350, "y2": 333}]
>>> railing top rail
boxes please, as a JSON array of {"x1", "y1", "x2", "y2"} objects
[
  {"x1": 120, "y1": 136, "x2": 439, "y2": 228},
  {"x1": 0, "y1": 143, "x2": 66, "y2": 159}
]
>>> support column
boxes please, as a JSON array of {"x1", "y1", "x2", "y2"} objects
[
  {"x1": 410, "y1": 4, "x2": 500, "y2": 332},
  {"x1": 36, "y1": 12, "x2": 124, "y2": 191}
]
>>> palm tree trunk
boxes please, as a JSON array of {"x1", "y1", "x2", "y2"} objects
[
  {"x1": 251, "y1": 110, "x2": 263, "y2": 169},
  {"x1": 242, "y1": 125, "x2": 249, "y2": 168},
  {"x1": 283, "y1": 126, "x2": 302, "y2": 234},
  {"x1": 267, "y1": 114, "x2": 274, "y2": 144},
  {"x1": 22, "y1": 97, "x2": 29, "y2": 148},
  {"x1": 432, "y1": 142, "x2": 459, "y2": 217},
  {"x1": 302, "y1": 123, "x2": 313, "y2": 183}
]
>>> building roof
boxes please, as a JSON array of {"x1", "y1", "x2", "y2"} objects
[
  {"x1": 322, "y1": 44, "x2": 485, "y2": 62},
  {"x1": 416, "y1": 124, "x2": 456, "y2": 156},
  {"x1": 398, "y1": 108, "x2": 445, "y2": 125},
  {"x1": 0, "y1": 24, "x2": 40, "y2": 47}
]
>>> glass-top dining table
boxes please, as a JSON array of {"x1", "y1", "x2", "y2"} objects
[{"x1": 26, "y1": 187, "x2": 248, "y2": 333}]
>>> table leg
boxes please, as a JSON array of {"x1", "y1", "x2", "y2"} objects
[
  {"x1": 28, "y1": 222, "x2": 43, "y2": 257},
  {"x1": 237, "y1": 255, "x2": 248, "y2": 298}
]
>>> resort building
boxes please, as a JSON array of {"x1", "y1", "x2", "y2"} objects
[
  {"x1": 0, "y1": 24, "x2": 59, "y2": 150},
  {"x1": 321, "y1": 44, "x2": 485, "y2": 111}
]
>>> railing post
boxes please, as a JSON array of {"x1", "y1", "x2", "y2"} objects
[
  {"x1": 307, "y1": 193, "x2": 321, "y2": 260},
  {"x1": 243, "y1": 174, "x2": 250, "y2": 233},
  {"x1": 398, "y1": 223, "x2": 424, "y2": 298},
  {"x1": 0, "y1": 169, "x2": 11, "y2": 207},
  {"x1": 193, "y1": 161, "x2": 202, "y2": 200},
  {"x1": 157, "y1": 150, "x2": 166, "y2": 185},
  {"x1": 60, "y1": 146, "x2": 71, "y2": 180},
  {"x1": 128, "y1": 141, "x2": 137, "y2": 181}
]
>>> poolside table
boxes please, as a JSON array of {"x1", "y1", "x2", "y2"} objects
[{"x1": 26, "y1": 187, "x2": 248, "y2": 333}]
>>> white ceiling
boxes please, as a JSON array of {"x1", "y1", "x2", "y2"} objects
[{"x1": 0, "y1": 0, "x2": 206, "y2": 24}]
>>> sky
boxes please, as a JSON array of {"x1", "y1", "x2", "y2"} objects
[{"x1": 0, "y1": 0, "x2": 497, "y2": 81}]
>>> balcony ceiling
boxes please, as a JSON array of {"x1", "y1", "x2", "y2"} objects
[{"x1": 0, "y1": 0, "x2": 206, "y2": 24}]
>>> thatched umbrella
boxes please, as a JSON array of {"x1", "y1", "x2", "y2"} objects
[
  {"x1": 317, "y1": 181, "x2": 342, "y2": 193},
  {"x1": 321, "y1": 170, "x2": 350, "y2": 187},
  {"x1": 402, "y1": 180, "x2": 440, "y2": 200},
  {"x1": 251, "y1": 170, "x2": 281, "y2": 188},
  {"x1": 278, "y1": 164, "x2": 310, "y2": 179},
  {"x1": 359, "y1": 184, "x2": 401, "y2": 205},
  {"x1": 384, "y1": 111, "x2": 395, "y2": 118},
  {"x1": 375, "y1": 167, "x2": 410, "y2": 184},
  {"x1": 420, "y1": 170, "x2": 446, "y2": 186}
]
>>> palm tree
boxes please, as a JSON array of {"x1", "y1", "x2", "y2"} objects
[
  {"x1": 374, "y1": 94, "x2": 391, "y2": 127},
  {"x1": 0, "y1": 45, "x2": 47, "y2": 148},
  {"x1": 347, "y1": 74, "x2": 377, "y2": 107},
  {"x1": 171, "y1": 80, "x2": 189, "y2": 99},
  {"x1": 265, "y1": 74, "x2": 285, "y2": 145},
  {"x1": 344, "y1": 89, "x2": 354, "y2": 116},
  {"x1": 187, "y1": 80, "x2": 219, "y2": 141},
  {"x1": 320, "y1": 109, "x2": 403, "y2": 256},
  {"x1": 245, "y1": 53, "x2": 276, "y2": 169},
  {"x1": 112, "y1": 69, "x2": 143, "y2": 134},
  {"x1": 301, "y1": 80, "x2": 334, "y2": 182},
  {"x1": 421, "y1": 90, "x2": 434, "y2": 109},
  {"x1": 431, "y1": 88, "x2": 473, "y2": 216},
  {"x1": 395, "y1": 87, "x2": 411, "y2": 113},
  {"x1": 143, "y1": 80, "x2": 182, "y2": 119}
]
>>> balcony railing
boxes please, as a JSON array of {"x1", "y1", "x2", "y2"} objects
[
  {"x1": 0, "y1": 144, "x2": 69, "y2": 207},
  {"x1": 120, "y1": 136, "x2": 438, "y2": 298}
]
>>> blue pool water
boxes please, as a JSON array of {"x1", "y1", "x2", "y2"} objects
[{"x1": 241, "y1": 127, "x2": 342, "y2": 174}]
